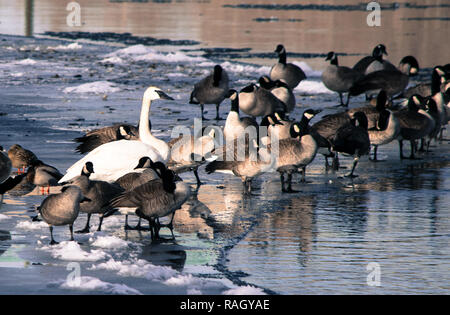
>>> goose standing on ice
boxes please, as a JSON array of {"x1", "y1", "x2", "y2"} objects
[
  {"x1": 59, "y1": 86, "x2": 173, "y2": 183},
  {"x1": 330, "y1": 112, "x2": 370, "y2": 178},
  {"x1": 74, "y1": 124, "x2": 140, "y2": 154},
  {"x1": 168, "y1": 128, "x2": 217, "y2": 187},
  {"x1": 39, "y1": 185, "x2": 89, "y2": 245},
  {"x1": 27, "y1": 160, "x2": 63, "y2": 194},
  {"x1": 321, "y1": 51, "x2": 363, "y2": 106},
  {"x1": 8, "y1": 144, "x2": 38, "y2": 174},
  {"x1": 190, "y1": 65, "x2": 229, "y2": 120},
  {"x1": 267, "y1": 123, "x2": 318, "y2": 192},
  {"x1": 0, "y1": 146, "x2": 12, "y2": 184},
  {"x1": 223, "y1": 89, "x2": 259, "y2": 142},
  {"x1": 66, "y1": 162, "x2": 124, "y2": 233},
  {"x1": 270, "y1": 44, "x2": 306, "y2": 89},
  {"x1": 0, "y1": 174, "x2": 26, "y2": 207},
  {"x1": 365, "y1": 91, "x2": 400, "y2": 161},
  {"x1": 107, "y1": 162, "x2": 191, "y2": 240},
  {"x1": 353, "y1": 44, "x2": 396, "y2": 75},
  {"x1": 259, "y1": 76, "x2": 296, "y2": 113},
  {"x1": 394, "y1": 95, "x2": 435, "y2": 159}
]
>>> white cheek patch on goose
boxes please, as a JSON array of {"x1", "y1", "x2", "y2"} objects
[{"x1": 304, "y1": 113, "x2": 314, "y2": 120}]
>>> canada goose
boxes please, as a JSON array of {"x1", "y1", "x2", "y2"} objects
[
  {"x1": 366, "y1": 91, "x2": 400, "y2": 161},
  {"x1": 394, "y1": 95, "x2": 435, "y2": 159},
  {"x1": 205, "y1": 138, "x2": 274, "y2": 194},
  {"x1": 59, "y1": 87, "x2": 173, "y2": 183},
  {"x1": 350, "y1": 56, "x2": 419, "y2": 99},
  {"x1": 39, "y1": 185, "x2": 89, "y2": 245},
  {"x1": 267, "y1": 109, "x2": 321, "y2": 142},
  {"x1": 7, "y1": 144, "x2": 38, "y2": 174},
  {"x1": 168, "y1": 128, "x2": 216, "y2": 186},
  {"x1": 353, "y1": 44, "x2": 396, "y2": 75},
  {"x1": 107, "y1": 162, "x2": 191, "y2": 240},
  {"x1": 267, "y1": 122, "x2": 318, "y2": 192},
  {"x1": 330, "y1": 112, "x2": 370, "y2": 177},
  {"x1": 74, "y1": 123, "x2": 141, "y2": 154},
  {"x1": 322, "y1": 52, "x2": 363, "y2": 106},
  {"x1": 419, "y1": 97, "x2": 440, "y2": 152},
  {"x1": 190, "y1": 65, "x2": 229, "y2": 120},
  {"x1": 270, "y1": 44, "x2": 306, "y2": 89},
  {"x1": 115, "y1": 157, "x2": 159, "y2": 230},
  {"x1": 0, "y1": 146, "x2": 12, "y2": 184},
  {"x1": 430, "y1": 66, "x2": 449, "y2": 140},
  {"x1": 66, "y1": 162, "x2": 124, "y2": 233},
  {"x1": 238, "y1": 83, "x2": 286, "y2": 117},
  {"x1": 259, "y1": 76, "x2": 296, "y2": 112},
  {"x1": 223, "y1": 89, "x2": 259, "y2": 142},
  {"x1": 26, "y1": 160, "x2": 63, "y2": 194}
]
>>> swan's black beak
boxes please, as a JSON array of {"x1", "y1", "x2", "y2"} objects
[{"x1": 156, "y1": 90, "x2": 174, "y2": 100}]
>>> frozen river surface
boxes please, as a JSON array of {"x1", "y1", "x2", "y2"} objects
[{"x1": 0, "y1": 33, "x2": 449, "y2": 295}]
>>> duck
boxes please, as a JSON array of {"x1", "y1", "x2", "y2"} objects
[
  {"x1": 65, "y1": 162, "x2": 124, "y2": 233},
  {"x1": 330, "y1": 112, "x2": 370, "y2": 178},
  {"x1": 353, "y1": 44, "x2": 396, "y2": 75},
  {"x1": 7, "y1": 144, "x2": 38, "y2": 174},
  {"x1": 0, "y1": 146, "x2": 12, "y2": 184},
  {"x1": 26, "y1": 160, "x2": 63, "y2": 194},
  {"x1": 39, "y1": 185, "x2": 89, "y2": 245},
  {"x1": 205, "y1": 138, "x2": 274, "y2": 194},
  {"x1": 190, "y1": 65, "x2": 229, "y2": 120},
  {"x1": 74, "y1": 123, "x2": 140, "y2": 154},
  {"x1": 107, "y1": 162, "x2": 191, "y2": 240},
  {"x1": 394, "y1": 95, "x2": 435, "y2": 159},
  {"x1": 223, "y1": 89, "x2": 259, "y2": 142},
  {"x1": 365, "y1": 91, "x2": 400, "y2": 161},
  {"x1": 267, "y1": 122, "x2": 318, "y2": 192},
  {"x1": 59, "y1": 86, "x2": 173, "y2": 183},
  {"x1": 350, "y1": 56, "x2": 419, "y2": 99},
  {"x1": 259, "y1": 76, "x2": 296, "y2": 112},
  {"x1": 270, "y1": 44, "x2": 306, "y2": 89},
  {"x1": 321, "y1": 51, "x2": 363, "y2": 106},
  {"x1": 238, "y1": 83, "x2": 286, "y2": 117},
  {"x1": 168, "y1": 127, "x2": 217, "y2": 187}
]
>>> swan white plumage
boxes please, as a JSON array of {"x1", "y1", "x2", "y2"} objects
[{"x1": 59, "y1": 86, "x2": 173, "y2": 183}]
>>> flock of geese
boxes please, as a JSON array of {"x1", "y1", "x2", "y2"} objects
[{"x1": 0, "y1": 44, "x2": 449, "y2": 245}]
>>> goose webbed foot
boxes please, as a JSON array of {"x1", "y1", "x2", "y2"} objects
[
  {"x1": 215, "y1": 116, "x2": 224, "y2": 121},
  {"x1": 75, "y1": 227, "x2": 90, "y2": 234},
  {"x1": 344, "y1": 173, "x2": 359, "y2": 178},
  {"x1": 49, "y1": 240, "x2": 59, "y2": 246},
  {"x1": 201, "y1": 116, "x2": 210, "y2": 121}
]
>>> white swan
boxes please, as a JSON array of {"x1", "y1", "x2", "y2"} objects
[{"x1": 59, "y1": 86, "x2": 173, "y2": 183}]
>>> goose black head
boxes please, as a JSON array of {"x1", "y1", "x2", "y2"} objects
[
  {"x1": 274, "y1": 80, "x2": 289, "y2": 89},
  {"x1": 135, "y1": 157, "x2": 151, "y2": 169},
  {"x1": 240, "y1": 83, "x2": 257, "y2": 94},
  {"x1": 425, "y1": 97, "x2": 438, "y2": 114},
  {"x1": 81, "y1": 161, "x2": 94, "y2": 176},
  {"x1": 302, "y1": 109, "x2": 321, "y2": 121},
  {"x1": 258, "y1": 76, "x2": 274, "y2": 89},
  {"x1": 352, "y1": 112, "x2": 369, "y2": 130},
  {"x1": 161, "y1": 168, "x2": 177, "y2": 193},
  {"x1": 373, "y1": 44, "x2": 387, "y2": 59},
  {"x1": 154, "y1": 89, "x2": 174, "y2": 101},
  {"x1": 289, "y1": 122, "x2": 308, "y2": 139},
  {"x1": 149, "y1": 160, "x2": 167, "y2": 179},
  {"x1": 117, "y1": 125, "x2": 136, "y2": 140},
  {"x1": 408, "y1": 95, "x2": 423, "y2": 112},
  {"x1": 274, "y1": 44, "x2": 285, "y2": 54},
  {"x1": 325, "y1": 51, "x2": 338, "y2": 65},
  {"x1": 225, "y1": 89, "x2": 238, "y2": 100},
  {"x1": 273, "y1": 111, "x2": 286, "y2": 122},
  {"x1": 399, "y1": 56, "x2": 419, "y2": 76}
]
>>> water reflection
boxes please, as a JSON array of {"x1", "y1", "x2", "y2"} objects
[
  {"x1": 0, "y1": 230, "x2": 12, "y2": 258},
  {"x1": 138, "y1": 241, "x2": 187, "y2": 272}
]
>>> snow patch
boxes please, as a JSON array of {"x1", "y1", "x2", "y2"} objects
[
  {"x1": 0, "y1": 214, "x2": 10, "y2": 221},
  {"x1": 15, "y1": 58, "x2": 37, "y2": 65},
  {"x1": 63, "y1": 81, "x2": 121, "y2": 94},
  {"x1": 40, "y1": 241, "x2": 109, "y2": 262},
  {"x1": 223, "y1": 285, "x2": 267, "y2": 295},
  {"x1": 294, "y1": 80, "x2": 333, "y2": 95},
  {"x1": 90, "y1": 235, "x2": 129, "y2": 249},
  {"x1": 53, "y1": 276, "x2": 142, "y2": 295},
  {"x1": 50, "y1": 42, "x2": 83, "y2": 51},
  {"x1": 15, "y1": 220, "x2": 48, "y2": 230}
]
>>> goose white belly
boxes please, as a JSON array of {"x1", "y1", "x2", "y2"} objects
[{"x1": 59, "y1": 140, "x2": 166, "y2": 183}]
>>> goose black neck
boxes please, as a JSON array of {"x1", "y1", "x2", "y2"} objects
[
  {"x1": 278, "y1": 51, "x2": 287, "y2": 65},
  {"x1": 161, "y1": 171, "x2": 176, "y2": 193},
  {"x1": 330, "y1": 55, "x2": 338, "y2": 66},
  {"x1": 213, "y1": 66, "x2": 222, "y2": 87},
  {"x1": 377, "y1": 110, "x2": 390, "y2": 131},
  {"x1": 230, "y1": 95, "x2": 240, "y2": 113},
  {"x1": 431, "y1": 69, "x2": 441, "y2": 95}
]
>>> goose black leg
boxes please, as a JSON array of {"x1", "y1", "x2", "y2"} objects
[
  {"x1": 97, "y1": 215, "x2": 104, "y2": 232},
  {"x1": 332, "y1": 153, "x2": 340, "y2": 171},
  {"x1": 49, "y1": 226, "x2": 58, "y2": 245},
  {"x1": 345, "y1": 157, "x2": 359, "y2": 178},
  {"x1": 301, "y1": 166, "x2": 306, "y2": 183},
  {"x1": 285, "y1": 173, "x2": 299, "y2": 193},
  {"x1": 280, "y1": 172, "x2": 287, "y2": 192},
  {"x1": 370, "y1": 145, "x2": 383, "y2": 162},
  {"x1": 345, "y1": 93, "x2": 351, "y2": 107},
  {"x1": 69, "y1": 225, "x2": 74, "y2": 241},
  {"x1": 200, "y1": 104, "x2": 209, "y2": 121},
  {"x1": 76, "y1": 213, "x2": 91, "y2": 234},
  {"x1": 399, "y1": 140, "x2": 405, "y2": 159},
  {"x1": 215, "y1": 103, "x2": 223, "y2": 120},
  {"x1": 193, "y1": 169, "x2": 202, "y2": 187}
]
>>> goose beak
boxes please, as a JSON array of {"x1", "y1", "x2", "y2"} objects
[{"x1": 156, "y1": 90, "x2": 174, "y2": 100}]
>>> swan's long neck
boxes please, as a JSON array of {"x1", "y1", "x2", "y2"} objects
[{"x1": 139, "y1": 98, "x2": 169, "y2": 160}]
